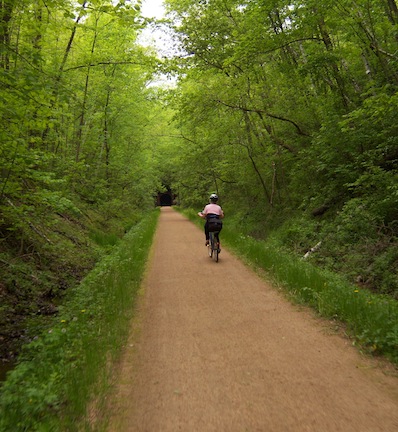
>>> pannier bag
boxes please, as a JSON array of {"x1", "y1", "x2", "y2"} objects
[{"x1": 208, "y1": 219, "x2": 223, "y2": 232}]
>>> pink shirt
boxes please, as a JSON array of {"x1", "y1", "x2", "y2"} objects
[{"x1": 202, "y1": 203, "x2": 224, "y2": 218}]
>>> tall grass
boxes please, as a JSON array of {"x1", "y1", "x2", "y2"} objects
[
  {"x1": 0, "y1": 209, "x2": 160, "y2": 432},
  {"x1": 89, "y1": 229, "x2": 121, "y2": 249},
  {"x1": 181, "y1": 208, "x2": 398, "y2": 365}
]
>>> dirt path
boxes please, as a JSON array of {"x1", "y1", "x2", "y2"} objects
[{"x1": 106, "y1": 207, "x2": 398, "y2": 431}]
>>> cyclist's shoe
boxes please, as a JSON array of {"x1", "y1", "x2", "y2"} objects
[{"x1": 205, "y1": 240, "x2": 209, "y2": 246}]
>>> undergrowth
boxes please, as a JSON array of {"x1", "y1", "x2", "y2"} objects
[
  {"x1": 0, "y1": 209, "x2": 159, "y2": 432},
  {"x1": 181, "y1": 208, "x2": 398, "y2": 366}
]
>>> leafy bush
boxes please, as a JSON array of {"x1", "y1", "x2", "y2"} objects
[{"x1": 267, "y1": 216, "x2": 320, "y2": 254}]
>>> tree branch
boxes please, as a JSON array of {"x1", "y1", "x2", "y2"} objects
[
  {"x1": 216, "y1": 100, "x2": 310, "y2": 136},
  {"x1": 260, "y1": 37, "x2": 322, "y2": 55},
  {"x1": 64, "y1": 61, "x2": 148, "y2": 72},
  {"x1": 370, "y1": 44, "x2": 398, "y2": 60}
]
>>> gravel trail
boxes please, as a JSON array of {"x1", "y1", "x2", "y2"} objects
[{"x1": 107, "y1": 207, "x2": 398, "y2": 431}]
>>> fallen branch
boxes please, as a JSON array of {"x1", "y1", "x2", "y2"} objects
[{"x1": 303, "y1": 241, "x2": 322, "y2": 259}]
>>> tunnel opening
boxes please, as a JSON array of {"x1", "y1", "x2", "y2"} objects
[
  {"x1": 158, "y1": 192, "x2": 172, "y2": 206},
  {"x1": 156, "y1": 187, "x2": 175, "y2": 206}
]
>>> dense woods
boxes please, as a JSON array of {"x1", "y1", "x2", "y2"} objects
[
  {"x1": 164, "y1": 0, "x2": 398, "y2": 297},
  {"x1": 0, "y1": 0, "x2": 397, "y2": 369},
  {"x1": 0, "y1": 0, "x2": 171, "y2": 363}
]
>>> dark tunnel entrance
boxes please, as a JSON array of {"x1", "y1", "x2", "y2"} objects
[
  {"x1": 156, "y1": 187, "x2": 175, "y2": 206},
  {"x1": 158, "y1": 192, "x2": 172, "y2": 206}
]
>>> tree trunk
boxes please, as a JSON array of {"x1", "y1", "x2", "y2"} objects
[
  {"x1": 0, "y1": 0, "x2": 13, "y2": 69},
  {"x1": 76, "y1": 17, "x2": 99, "y2": 162},
  {"x1": 243, "y1": 112, "x2": 272, "y2": 204},
  {"x1": 384, "y1": 0, "x2": 398, "y2": 24},
  {"x1": 103, "y1": 87, "x2": 112, "y2": 182},
  {"x1": 317, "y1": 14, "x2": 350, "y2": 108}
]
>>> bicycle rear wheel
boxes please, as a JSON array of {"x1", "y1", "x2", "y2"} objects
[
  {"x1": 208, "y1": 233, "x2": 213, "y2": 258},
  {"x1": 212, "y1": 233, "x2": 219, "y2": 262}
]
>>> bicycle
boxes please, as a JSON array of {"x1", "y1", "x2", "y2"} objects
[{"x1": 207, "y1": 230, "x2": 220, "y2": 262}]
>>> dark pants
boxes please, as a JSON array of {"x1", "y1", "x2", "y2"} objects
[{"x1": 204, "y1": 221, "x2": 222, "y2": 241}]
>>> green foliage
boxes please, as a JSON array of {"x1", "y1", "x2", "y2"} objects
[
  {"x1": 165, "y1": 0, "x2": 398, "y2": 301},
  {"x1": 0, "y1": 210, "x2": 159, "y2": 431},
  {"x1": 0, "y1": 201, "x2": 115, "y2": 363},
  {"x1": 0, "y1": 0, "x2": 161, "y2": 218},
  {"x1": 267, "y1": 216, "x2": 320, "y2": 253},
  {"x1": 0, "y1": 0, "x2": 174, "y2": 370}
]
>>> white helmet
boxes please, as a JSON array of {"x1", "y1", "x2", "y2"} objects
[{"x1": 209, "y1": 193, "x2": 218, "y2": 202}]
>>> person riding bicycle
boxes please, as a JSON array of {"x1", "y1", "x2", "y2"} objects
[{"x1": 198, "y1": 193, "x2": 224, "y2": 247}]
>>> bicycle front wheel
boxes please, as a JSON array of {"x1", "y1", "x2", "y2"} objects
[
  {"x1": 213, "y1": 246, "x2": 219, "y2": 262},
  {"x1": 212, "y1": 233, "x2": 219, "y2": 262}
]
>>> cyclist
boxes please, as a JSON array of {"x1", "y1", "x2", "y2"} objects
[{"x1": 198, "y1": 193, "x2": 224, "y2": 247}]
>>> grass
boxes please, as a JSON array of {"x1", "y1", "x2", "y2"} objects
[
  {"x1": 89, "y1": 229, "x2": 121, "y2": 249},
  {"x1": 180, "y1": 207, "x2": 398, "y2": 365},
  {"x1": 0, "y1": 209, "x2": 160, "y2": 432}
]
